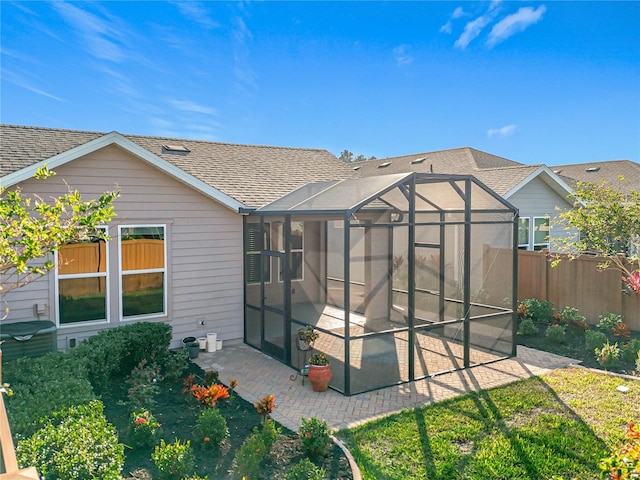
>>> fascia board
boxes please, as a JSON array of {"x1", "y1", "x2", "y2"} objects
[
  {"x1": 503, "y1": 165, "x2": 576, "y2": 206},
  {"x1": 1, "y1": 132, "x2": 246, "y2": 213}
]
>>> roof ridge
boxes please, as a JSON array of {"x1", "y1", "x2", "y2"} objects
[
  {"x1": 1, "y1": 124, "x2": 333, "y2": 154},
  {"x1": 480, "y1": 164, "x2": 544, "y2": 172}
]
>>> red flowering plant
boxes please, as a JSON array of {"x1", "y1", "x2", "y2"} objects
[
  {"x1": 190, "y1": 383, "x2": 230, "y2": 408},
  {"x1": 600, "y1": 422, "x2": 640, "y2": 479},
  {"x1": 128, "y1": 408, "x2": 162, "y2": 448},
  {"x1": 299, "y1": 416, "x2": 331, "y2": 457},
  {"x1": 623, "y1": 271, "x2": 640, "y2": 295},
  {"x1": 255, "y1": 394, "x2": 275, "y2": 423}
]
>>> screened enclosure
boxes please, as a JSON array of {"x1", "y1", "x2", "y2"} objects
[{"x1": 244, "y1": 173, "x2": 518, "y2": 395}]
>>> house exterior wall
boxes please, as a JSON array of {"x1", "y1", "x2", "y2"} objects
[
  {"x1": 4, "y1": 144, "x2": 244, "y2": 349},
  {"x1": 508, "y1": 176, "x2": 572, "y2": 251}
]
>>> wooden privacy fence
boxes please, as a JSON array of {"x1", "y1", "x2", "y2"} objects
[{"x1": 518, "y1": 250, "x2": 640, "y2": 330}]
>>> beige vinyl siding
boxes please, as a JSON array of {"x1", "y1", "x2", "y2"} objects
[
  {"x1": 508, "y1": 177, "x2": 572, "y2": 252},
  {"x1": 4, "y1": 144, "x2": 244, "y2": 349}
]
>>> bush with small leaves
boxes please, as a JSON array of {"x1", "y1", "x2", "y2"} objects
[
  {"x1": 16, "y1": 400, "x2": 124, "y2": 480},
  {"x1": 193, "y1": 407, "x2": 229, "y2": 449},
  {"x1": 129, "y1": 408, "x2": 162, "y2": 448},
  {"x1": 585, "y1": 330, "x2": 608, "y2": 352},
  {"x1": 595, "y1": 342, "x2": 621, "y2": 370},
  {"x1": 545, "y1": 324, "x2": 566, "y2": 344},
  {"x1": 151, "y1": 439, "x2": 195, "y2": 480},
  {"x1": 517, "y1": 318, "x2": 539, "y2": 336},
  {"x1": 557, "y1": 306, "x2": 586, "y2": 325},
  {"x1": 127, "y1": 359, "x2": 162, "y2": 409},
  {"x1": 621, "y1": 338, "x2": 640, "y2": 364},
  {"x1": 261, "y1": 418, "x2": 281, "y2": 452},
  {"x1": 232, "y1": 431, "x2": 266, "y2": 480},
  {"x1": 162, "y1": 348, "x2": 190, "y2": 382},
  {"x1": 597, "y1": 313, "x2": 623, "y2": 338},
  {"x1": 285, "y1": 458, "x2": 327, "y2": 480},
  {"x1": 518, "y1": 298, "x2": 555, "y2": 323},
  {"x1": 299, "y1": 417, "x2": 331, "y2": 457}
]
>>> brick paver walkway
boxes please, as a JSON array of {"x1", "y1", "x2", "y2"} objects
[{"x1": 194, "y1": 344, "x2": 578, "y2": 432}]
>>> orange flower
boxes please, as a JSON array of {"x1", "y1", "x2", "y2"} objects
[{"x1": 204, "y1": 437, "x2": 210, "y2": 442}]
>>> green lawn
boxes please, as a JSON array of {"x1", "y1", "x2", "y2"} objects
[{"x1": 338, "y1": 368, "x2": 639, "y2": 480}]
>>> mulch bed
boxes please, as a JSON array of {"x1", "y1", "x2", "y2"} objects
[{"x1": 102, "y1": 361, "x2": 353, "y2": 479}]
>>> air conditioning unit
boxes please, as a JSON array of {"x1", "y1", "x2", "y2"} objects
[{"x1": 0, "y1": 321, "x2": 57, "y2": 361}]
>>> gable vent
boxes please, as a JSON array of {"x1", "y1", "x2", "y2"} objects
[
  {"x1": 410, "y1": 157, "x2": 425, "y2": 164},
  {"x1": 378, "y1": 162, "x2": 391, "y2": 168},
  {"x1": 162, "y1": 144, "x2": 191, "y2": 153},
  {"x1": 585, "y1": 167, "x2": 600, "y2": 172}
]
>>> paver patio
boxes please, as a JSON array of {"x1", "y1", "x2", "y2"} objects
[{"x1": 194, "y1": 343, "x2": 579, "y2": 432}]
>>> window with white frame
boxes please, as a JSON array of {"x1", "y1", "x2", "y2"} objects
[
  {"x1": 533, "y1": 217, "x2": 550, "y2": 250},
  {"x1": 518, "y1": 218, "x2": 530, "y2": 250},
  {"x1": 246, "y1": 222, "x2": 271, "y2": 284},
  {"x1": 120, "y1": 225, "x2": 166, "y2": 318},
  {"x1": 57, "y1": 227, "x2": 108, "y2": 325},
  {"x1": 277, "y1": 221, "x2": 304, "y2": 282}
]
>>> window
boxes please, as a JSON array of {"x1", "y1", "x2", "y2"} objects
[
  {"x1": 277, "y1": 221, "x2": 304, "y2": 282},
  {"x1": 120, "y1": 225, "x2": 166, "y2": 318},
  {"x1": 518, "y1": 218, "x2": 530, "y2": 250},
  {"x1": 246, "y1": 222, "x2": 270, "y2": 284},
  {"x1": 57, "y1": 228, "x2": 108, "y2": 325},
  {"x1": 533, "y1": 217, "x2": 550, "y2": 250}
]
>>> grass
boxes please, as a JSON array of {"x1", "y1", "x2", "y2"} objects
[{"x1": 338, "y1": 367, "x2": 639, "y2": 480}]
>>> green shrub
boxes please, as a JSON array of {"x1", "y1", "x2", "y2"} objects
[
  {"x1": 128, "y1": 408, "x2": 162, "y2": 448},
  {"x1": 285, "y1": 458, "x2": 327, "y2": 480},
  {"x1": 261, "y1": 418, "x2": 281, "y2": 452},
  {"x1": 519, "y1": 298, "x2": 555, "y2": 323},
  {"x1": 585, "y1": 330, "x2": 608, "y2": 352},
  {"x1": 193, "y1": 407, "x2": 229, "y2": 449},
  {"x1": 597, "y1": 313, "x2": 623, "y2": 338},
  {"x1": 517, "y1": 318, "x2": 539, "y2": 336},
  {"x1": 557, "y1": 306, "x2": 586, "y2": 325},
  {"x1": 595, "y1": 342, "x2": 621, "y2": 370},
  {"x1": 545, "y1": 324, "x2": 567, "y2": 344},
  {"x1": 163, "y1": 348, "x2": 190, "y2": 382},
  {"x1": 299, "y1": 417, "x2": 331, "y2": 457},
  {"x1": 233, "y1": 431, "x2": 267, "y2": 480},
  {"x1": 16, "y1": 400, "x2": 123, "y2": 480},
  {"x1": 621, "y1": 338, "x2": 640, "y2": 364},
  {"x1": 127, "y1": 359, "x2": 162, "y2": 409},
  {"x1": 3, "y1": 352, "x2": 95, "y2": 437},
  {"x1": 151, "y1": 439, "x2": 195, "y2": 480}
]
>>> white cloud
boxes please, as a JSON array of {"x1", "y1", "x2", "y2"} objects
[
  {"x1": 439, "y1": 6, "x2": 466, "y2": 34},
  {"x1": 172, "y1": 1, "x2": 220, "y2": 30},
  {"x1": 454, "y1": 15, "x2": 493, "y2": 49},
  {"x1": 487, "y1": 124, "x2": 517, "y2": 138},
  {"x1": 53, "y1": 2, "x2": 127, "y2": 62},
  {"x1": 487, "y1": 5, "x2": 547, "y2": 48},
  {"x1": 393, "y1": 45, "x2": 414, "y2": 66},
  {"x1": 166, "y1": 100, "x2": 217, "y2": 115}
]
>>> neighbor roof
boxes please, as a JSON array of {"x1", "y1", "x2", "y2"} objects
[
  {"x1": 1, "y1": 124, "x2": 357, "y2": 209},
  {"x1": 551, "y1": 160, "x2": 640, "y2": 196},
  {"x1": 351, "y1": 147, "x2": 573, "y2": 200}
]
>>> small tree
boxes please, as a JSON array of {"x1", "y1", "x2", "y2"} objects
[
  {"x1": 1, "y1": 166, "x2": 119, "y2": 315},
  {"x1": 552, "y1": 178, "x2": 639, "y2": 294}
]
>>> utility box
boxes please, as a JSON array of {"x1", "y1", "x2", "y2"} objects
[{"x1": 0, "y1": 321, "x2": 57, "y2": 361}]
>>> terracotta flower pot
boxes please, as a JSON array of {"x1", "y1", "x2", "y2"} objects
[{"x1": 308, "y1": 364, "x2": 332, "y2": 392}]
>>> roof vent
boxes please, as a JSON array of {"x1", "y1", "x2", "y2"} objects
[
  {"x1": 410, "y1": 157, "x2": 425, "y2": 164},
  {"x1": 553, "y1": 170, "x2": 562, "y2": 174},
  {"x1": 585, "y1": 167, "x2": 600, "y2": 172},
  {"x1": 353, "y1": 165, "x2": 361, "y2": 171},
  {"x1": 162, "y1": 144, "x2": 191, "y2": 153},
  {"x1": 378, "y1": 162, "x2": 391, "y2": 168}
]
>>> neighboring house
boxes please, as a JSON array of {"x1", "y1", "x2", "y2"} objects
[
  {"x1": 1, "y1": 124, "x2": 356, "y2": 351},
  {"x1": 351, "y1": 148, "x2": 575, "y2": 251},
  {"x1": 551, "y1": 160, "x2": 640, "y2": 197}
]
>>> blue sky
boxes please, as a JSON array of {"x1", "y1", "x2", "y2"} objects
[{"x1": 2, "y1": 1, "x2": 638, "y2": 165}]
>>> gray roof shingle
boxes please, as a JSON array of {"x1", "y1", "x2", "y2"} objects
[
  {"x1": 1, "y1": 125, "x2": 357, "y2": 208},
  {"x1": 551, "y1": 160, "x2": 640, "y2": 196}
]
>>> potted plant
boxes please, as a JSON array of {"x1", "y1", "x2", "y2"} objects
[
  {"x1": 307, "y1": 353, "x2": 331, "y2": 392},
  {"x1": 296, "y1": 325, "x2": 318, "y2": 351}
]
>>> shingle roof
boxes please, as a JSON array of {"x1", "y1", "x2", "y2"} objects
[
  {"x1": 350, "y1": 147, "x2": 542, "y2": 195},
  {"x1": 551, "y1": 160, "x2": 640, "y2": 196},
  {"x1": 1, "y1": 125, "x2": 357, "y2": 208}
]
